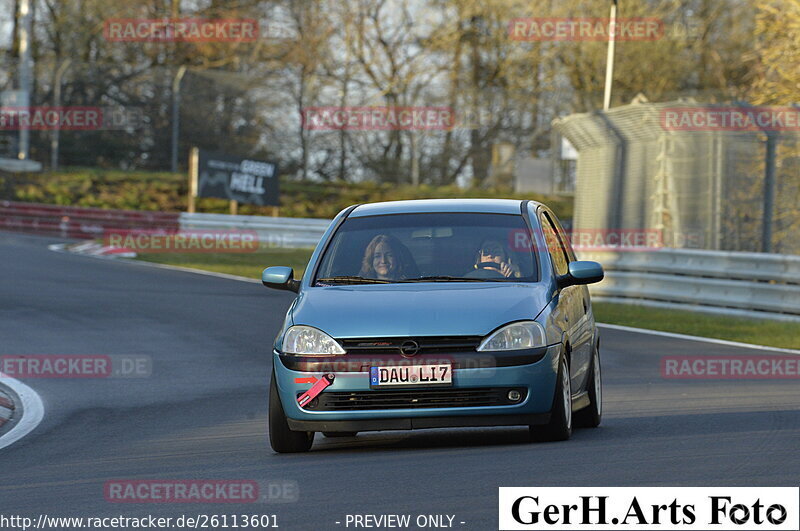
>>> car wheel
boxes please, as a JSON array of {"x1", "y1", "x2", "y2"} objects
[
  {"x1": 269, "y1": 374, "x2": 314, "y2": 453},
  {"x1": 574, "y1": 342, "x2": 602, "y2": 428},
  {"x1": 322, "y1": 432, "x2": 358, "y2": 438},
  {"x1": 530, "y1": 354, "x2": 572, "y2": 442}
]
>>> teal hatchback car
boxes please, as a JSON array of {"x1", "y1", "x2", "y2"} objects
[{"x1": 262, "y1": 199, "x2": 604, "y2": 452}]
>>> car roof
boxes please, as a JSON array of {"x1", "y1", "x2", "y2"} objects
[{"x1": 349, "y1": 198, "x2": 543, "y2": 217}]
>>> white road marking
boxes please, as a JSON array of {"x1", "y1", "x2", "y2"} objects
[
  {"x1": 0, "y1": 373, "x2": 45, "y2": 451},
  {"x1": 114, "y1": 258, "x2": 261, "y2": 284},
  {"x1": 49, "y1": 243, "x2": 261, "y2": 283},
  {"x1": 598, "y1": 323, "x2": 800, "y2": 355}
]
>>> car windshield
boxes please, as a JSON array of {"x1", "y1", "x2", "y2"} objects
[{"x1": 315, "y1": 212, "x2": 538, "y2": 284}]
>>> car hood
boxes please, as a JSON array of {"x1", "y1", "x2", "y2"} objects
[{"x1": 290, "y1": 283, "x2": 552, "y2": 338}]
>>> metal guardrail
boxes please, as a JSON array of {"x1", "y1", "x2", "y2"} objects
[
  {"x1": 0, "y1": 200, "x2": 179, "y2": 239},
  {"x1": 180, "y1": 213, "x2": 800, "y2": 320},
  {"x1": 0, "y1": 201, "x2": 328, "y2": 247},
  {"x1": 3, "y1": 203, "x2": 797, "y2": 321},
  {"x1": 578, "y1": 249, "x2": 800, "y2": 321},
  {"x1": 579, "y1": 249, "x2": 800, "y2": 284},
  {"x1": 178, "y1": 212, "x2": 328, "y2": 248}
]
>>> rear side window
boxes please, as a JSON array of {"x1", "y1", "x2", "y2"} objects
[
  {"x1": 539, "y1": 211, "x2": 570, "y2": 277},
  {"x1": 547, "y1": 211, "x2": 577, "y2": 261}
]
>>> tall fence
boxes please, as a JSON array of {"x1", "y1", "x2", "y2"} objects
[
  {"x1": 553, "y1": 100, "x2": 800, "y2": 255},
  {"x1": 0, "y1": 59, "x2": 272, "y2": 171}
]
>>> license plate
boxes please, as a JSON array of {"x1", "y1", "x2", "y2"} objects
[{"x1": 370, "y1": 364, "x2": 452, "y2": 388}]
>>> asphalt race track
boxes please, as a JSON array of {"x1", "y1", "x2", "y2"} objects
[{"x1": 1, "y1": 231, "x2": 798, "y2": 530}]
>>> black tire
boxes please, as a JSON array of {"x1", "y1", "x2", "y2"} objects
[
  {"x1": 574, "y1": 342, "x2": 602, "y2": 428},
  {"x1": 322, "y1": 432, "x2": 358, "y2": 438},
  {"x1": 269, "y1": 375, "x2": 314, "y2": 453},
  {"x1": 530, "y1": 354, "x2": 572, "y2": 442}
]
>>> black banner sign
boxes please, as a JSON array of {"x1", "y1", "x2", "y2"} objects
[{"x1": 197, "y1": 150, "x2": 279, "y2": 206}]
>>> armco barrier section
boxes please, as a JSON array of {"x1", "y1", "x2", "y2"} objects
[
  {"x1": 4, "y1": 202, "x2": 798, "y2": 320},
  {"x1": 178, "y1": 215, "x2": 800, "y2": 319},
  {"x1": 578, "y1": 249, "x2": 800, "y2": 320},
  {"x1": 0, "y1": 201, "x2": 180, "y2": 239},
  {"x1": 179, "y1": 212, "x2": 329, "y2": 248},
  {"x1": 0, "y1": 202, "x2": 328, "y2": 247},
  {"x1": 580, "y1": 249, "x2": 800, "y2": 284}
]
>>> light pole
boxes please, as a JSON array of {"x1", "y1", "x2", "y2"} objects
[
  {"x1": 603, "y1": 0, "x2": 618, "y2": 110},
  {"x1": 17, "y1": 0, "x2": 33, "y2": 160},
  {"x1": 171, "y1": 65, "x2": 187, "y2": 173},
  {"x1": 51, "y1": 59, "x2": 71, "y2": 170}
]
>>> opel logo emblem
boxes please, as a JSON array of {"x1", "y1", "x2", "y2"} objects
[{"x1": 400, "y1": 340, "x2": 420, "y2": 357}]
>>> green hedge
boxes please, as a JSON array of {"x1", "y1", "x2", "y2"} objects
[{"x1": 1, "y1": 167, "x2": 573, "y2": 220}]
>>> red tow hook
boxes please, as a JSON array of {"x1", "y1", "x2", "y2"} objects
[{"x1": 297, "y1": 373, "x2": 334, "y2": 408}]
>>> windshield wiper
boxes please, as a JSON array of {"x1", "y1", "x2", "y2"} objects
[
  {"x1": 400, "y1": 276, "x2": 495, "y2": 282},
  {"x1": 316, "y1": 276, "x2": 391, "y2": 285}
]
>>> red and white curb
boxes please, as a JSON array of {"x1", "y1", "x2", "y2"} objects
[
  {"x1": 48, "y1": 241, "x2": 137, "y2": 258},
  {"x1": 0, "y1": 389, "x2": 14, "y2": 428},
  {"x1": 0, "y1": 374, "x2": 45, "y2": 451}
]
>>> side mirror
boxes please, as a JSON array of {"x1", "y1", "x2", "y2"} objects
[
  {"x1": 262, "y1": 266, "x2": 300, "y2": 293},
  {"x1": 558, "y1": 261, "x2": 604, "y2": 289}
]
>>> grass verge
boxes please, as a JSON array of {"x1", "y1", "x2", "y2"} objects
[
  {"x1": 593, "y1": 302, "x2": 800, "y2": 350},
  {"x1": 136, "y1": 248, "x2": 315, "y2": 281}
]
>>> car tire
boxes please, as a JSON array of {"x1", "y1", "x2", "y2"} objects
[
  {"x1": 574, "y1": 342, "x2": 602, "y2": 428},
  {"x1": 322, "y1": 432, "x2": 358, "y2": 438},
  {"x1": 530, "y1": 354, "x2": 572, "y2": 442},
  {"x1": 269, "y1": 374, "x2": 314, "y2": 453}
]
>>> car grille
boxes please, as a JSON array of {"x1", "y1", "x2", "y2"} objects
[
  {"x1": 305, "y1": 387, "x2": 526, "y2": 411},
  {"x1": 339, "y1": 336, "x2": 482, "y2": 355}
]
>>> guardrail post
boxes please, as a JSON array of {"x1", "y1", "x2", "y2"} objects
[{"x1": 187, "y1": 147, "x2": 198, "y2": 213}]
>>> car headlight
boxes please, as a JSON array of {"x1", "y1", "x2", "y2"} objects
[
  {"x1": 477, "y1": 321, "x2": 547, "y2": 351},
  {"x1": 282, "y1": 325, "x2": 345, "y2": 356}
]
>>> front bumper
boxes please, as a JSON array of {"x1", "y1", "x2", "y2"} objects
[
  {"x1": 273, "y1": 344, "x2": 561, "y2": 432},
  {"x1": 285, "y1": 413, "x2": 551, "y2": 432}
]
